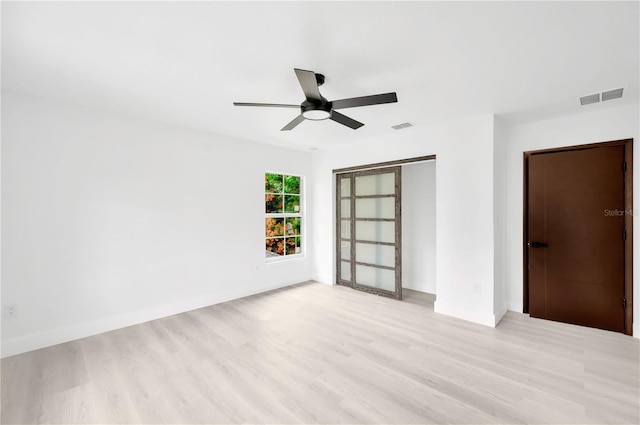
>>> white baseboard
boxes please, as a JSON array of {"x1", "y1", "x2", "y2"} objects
[
  {"x1": 312, "y1": 272, "x2": 334, "y2": 285},
  {"x1": 402, "y1": 283, "x2": 435, "y2": 294},
  {"x1": 494, "y1": 303, "x2": 508, "y2": 326},
  {"x1": 634, "y1": 323, "x2": 639, "y2": 339},
  {"x1": 433, "y1": 300, "x2": 496, "y2": 328},
  {"x1": 1, "y1": 279, "x2": 310, "y2": 358},
  {"x1": 507, "y1": 300, "x2": 524, "y2": 313}
]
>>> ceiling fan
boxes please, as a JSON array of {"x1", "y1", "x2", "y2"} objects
[{"x1": 233, "y1": 68, "x2": 398, "y2": 131}]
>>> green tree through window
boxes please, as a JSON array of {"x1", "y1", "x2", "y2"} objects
[{"x1": 266, "y1": 173, "x2": 302, "y2": 257}]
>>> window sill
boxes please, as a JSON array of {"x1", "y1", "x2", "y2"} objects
[{"x1": 265, "y1": 253, "x2": 306, "y2": 265}]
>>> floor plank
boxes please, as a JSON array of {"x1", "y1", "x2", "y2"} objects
[{"x1": 2, "y1": 282, "x2": 639, "y2": 424}]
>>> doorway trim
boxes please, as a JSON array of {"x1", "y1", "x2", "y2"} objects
[
  {"x1": 523, "y1": 138, "x2": 633, "y2": 335},
  {"x1": 332, "y1": 154, "x2": 435, "y2": 174}
]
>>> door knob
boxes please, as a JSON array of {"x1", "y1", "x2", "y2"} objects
[{"x1": 529, "y1": 241, "x2": 548, "y2": 248}]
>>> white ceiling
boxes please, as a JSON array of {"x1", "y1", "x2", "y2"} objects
[{"x1": 2, "y1": 1, "x2": 638, "y2": 150}]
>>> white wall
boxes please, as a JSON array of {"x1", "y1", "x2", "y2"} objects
[
  {"x1": 434, "y1": 116, "x2": 496, "y2": 326},
  {"x1": 402, "y1": 161, "x2": 436, "y2": 294},
  {"x1": 493, "y1": 117, "x2": 508, "y2": 323},
  {"x1": 1, "y1": 91, "x2": 314, "y2": 357},
  {"x1": 311, "y1": 114, "x2": 498, "y2": 327},
  {"x1": 502, "y1": 102, "x2": 640, "y2": 337}
]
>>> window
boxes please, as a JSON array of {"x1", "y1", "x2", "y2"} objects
[{"x1": 265, "y1": 173, "x2": 302, "y2": 258}]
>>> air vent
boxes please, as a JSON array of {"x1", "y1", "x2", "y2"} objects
[
  {"x1": 579, "y1": 87, "x2": 625, "y2": 106},
  {"x1": 391, "y1": 122, "x2": 413, "y2": 130},
  {"x1": 602, "y1": 87, "x2": 624, "y2": 102},
  {"x1": 579, "y1": 93, "x2": 600, "y2": 106}
]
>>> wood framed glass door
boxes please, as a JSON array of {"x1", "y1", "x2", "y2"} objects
[{"x1": 336, "y1": 167, "x2": 402, "y2": 300}]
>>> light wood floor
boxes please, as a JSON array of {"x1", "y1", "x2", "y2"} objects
[{"x1": 2, "y1": 282, "x2": 639, "y2": 424}]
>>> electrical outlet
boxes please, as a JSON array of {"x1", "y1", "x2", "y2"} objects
[
  {"x1": 474, "y1": 283, "x2": 481, "y2": 294},
  {"x1": 4, "y1": 304, "x2": 18, "y2": 319}
]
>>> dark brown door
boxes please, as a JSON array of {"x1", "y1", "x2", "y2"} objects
[{"x1": 527, "y1": 145, "x2": 629, "y2": 333}]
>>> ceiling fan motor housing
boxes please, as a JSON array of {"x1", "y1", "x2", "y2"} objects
[{"x1": 301, "y1": 98, "x2": 332, "y2": 120}]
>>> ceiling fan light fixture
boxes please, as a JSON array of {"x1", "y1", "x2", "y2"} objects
[{"x1": 302, "y1": 109, "x2": 332, "y2": 120}]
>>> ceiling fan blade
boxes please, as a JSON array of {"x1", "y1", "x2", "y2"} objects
[
  {"x1": 294, "y1": 68, "x2": 322, "y2": 102},
  {"x1": 330, "y1": 111, "x2": 364, "y2": 130},
  {"x1": 281, "y1": 114, "x2": 306, "y2": 131},
  {"x1": 331, "y1": 92, "x2": 398, "y2": 110},
  {"x1": 233, "y1": 102, "x2": 299, "y2": 108}
]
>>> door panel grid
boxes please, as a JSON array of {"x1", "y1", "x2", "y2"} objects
[{"x1": 336, "y1": 167, "x2": 402, "y2": 299}]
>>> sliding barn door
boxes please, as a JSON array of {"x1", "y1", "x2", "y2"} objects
[{"x1": 336, "y1": 167, "x2": 402, "y2": 299}]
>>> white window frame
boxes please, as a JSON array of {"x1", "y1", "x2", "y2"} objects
[{"x1": 265, "y1": 172, "x2": 304, "y2": 262}]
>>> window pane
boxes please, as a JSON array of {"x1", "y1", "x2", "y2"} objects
[
  {"x1": 341, "y1": 261, "x2": 351, "y2": 281},
  {"x1": 285, "y1": 217, "x2": 301, "y2": 236},
  {"x1": 340, "y1": 177, "x2": 351, "y2": 197},
  {"x1": 355, "y1": 264, "x2": 395, "y2": 291},
  {"x1": 265, "y1": 194, "x2": 283, "y2": 213},
  {"x1": 285, "y1": 236, "x2": 301, "y2": 255},
  {"x1": 355, "y1": 197, "x2": 395, "y2": 219},
  {"x1": 340, "y1": 199, "x2": 350, "y2": 218},
  {"x1": 356, "y1": 243, "x2": 395, "y2": 268},
  {"x1": 265, "y1": 218, "x2": 284, "y2": 237},
  {"x1": 355, "y1": 173, "x2": 395, "y2": 196},
  {"x1": 284, "y1": 175, "x2": 300, "y2": 194},
  {"x1": 266, "y1": 238, "x2": 284, "y2": 257},
  {"x1": 356, "y1": 221, "x2": 395, "y2": 243},
  {"x1": 341, "y1": 240, "x2": 351, "y2": 260},
  {"x1": 284, "y1": 195, "x2": 300, "y2": 213},
  {"x1": 340, "y1": 220, "x2": 351, "y2": 239},
  {"x1": 265, "y1": 173, "x2": 283, "y2": 193}
]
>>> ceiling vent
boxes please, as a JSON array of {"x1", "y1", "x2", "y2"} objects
[
  {"x1": 602, "y1": 87, "x2": 624, "y2": 102},
  {"x1": 579, "y1": 87, "x2": 624, "y2": 106},
  {"x1": 579, "y1": 93, "x2": 600, "y2": 106},
  {"x1": 391, "y1": 122, "x2": 413, "y2": 130}
]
